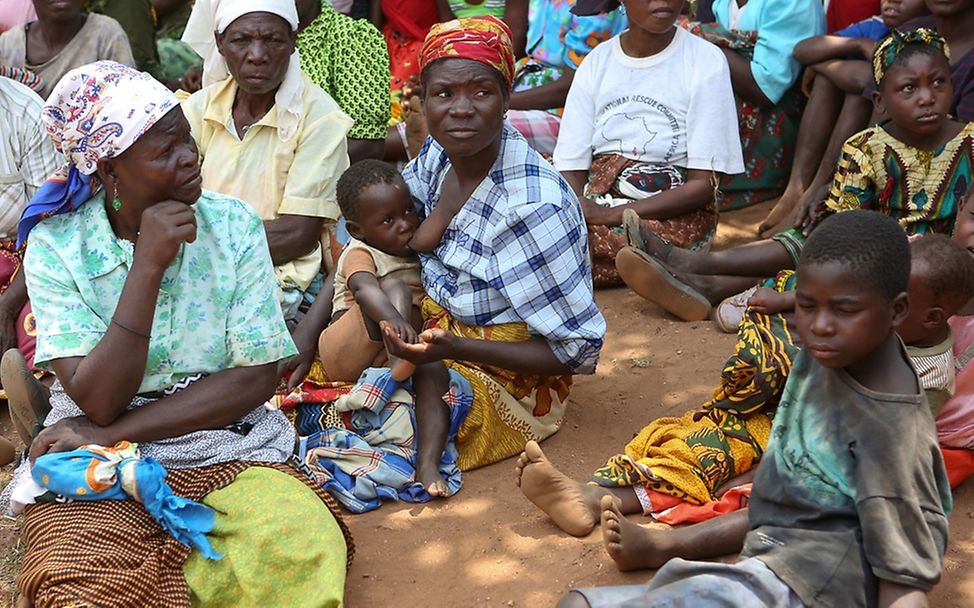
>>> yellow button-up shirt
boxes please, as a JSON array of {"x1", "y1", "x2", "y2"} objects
[{"x1": 182, "y1": 74, "x2": 352, "y2": 291}]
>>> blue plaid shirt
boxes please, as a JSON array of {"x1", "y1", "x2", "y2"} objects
[{"x1": 402, "y1": 125, "x2": 605, "y2": 374}]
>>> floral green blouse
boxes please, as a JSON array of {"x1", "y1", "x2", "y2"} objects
[{"x1": 24, "y1": 189, "x2": 297, "y2": 394}]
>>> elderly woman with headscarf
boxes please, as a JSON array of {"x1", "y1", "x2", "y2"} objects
[
  {"x1": 181, "y1": 0, "x2": 352, "y2": 320},
  {"x1": 0, "y1": 61, "x2": 351, "y2": 607},
  {"x1": 294, "y1": 17, "x2": 606, "y2": 471}
]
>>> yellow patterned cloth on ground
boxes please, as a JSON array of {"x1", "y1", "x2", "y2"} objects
[
  {"x1": 593, "y1": 271, "x2": 799, "y2": 504},
  {"x1": 423, "y1": 298, "x2": 572, "y2": 470}
]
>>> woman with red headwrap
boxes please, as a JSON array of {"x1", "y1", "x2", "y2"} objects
[{"x1": 366, "y1": 16, "x2": 607, "y2": 470}]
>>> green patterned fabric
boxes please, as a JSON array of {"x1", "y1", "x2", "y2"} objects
[
  {"x1": 296, "y1": 2, "x2": 391, "y2": 140},
  {"x1": 156, "y1": 38, "x2": 202, "y2": 82},
  {"x1": 872, "y1": 27, "x2": 947, "y2": 86},
  {"x1": 184, "y1": 468, "x2": 348, "y2": 607},
  {"x1": 23, "y1": 190, "x2": 297, "y2": 394}
]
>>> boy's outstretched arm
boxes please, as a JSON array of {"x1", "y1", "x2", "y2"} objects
[
  {"x1": 794, "y1": 35, "x2": 875, "y2": 65},
  {"x1": 878, "y1": 581, "x2": 928, "y2": 608}
]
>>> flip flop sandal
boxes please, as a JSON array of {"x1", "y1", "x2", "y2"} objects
[
  {"x1": 2, "y1": 348, "x2": 50, "y2": 444},
  {"x1": 622, "y1": 208, "x2": 672, "y2": 262},
  {"x1": 615, "y1": 246, "x2": 712, "y2": 321}
]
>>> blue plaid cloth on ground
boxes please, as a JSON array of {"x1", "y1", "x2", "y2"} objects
[
  {"x1": 402, "y1": 124, "x2": 605, "y2": 374},
  {"x1": 300, "y1": 367, "x2": 473, "y2": 513}
]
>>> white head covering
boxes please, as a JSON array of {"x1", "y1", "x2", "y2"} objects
[{"x1": 182, "y1": 0, "x2": 304, "y2": 141}]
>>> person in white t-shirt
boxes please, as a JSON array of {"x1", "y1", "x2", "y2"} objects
[{"x1": 553, "y1": 0, "x2": 744, "y2": 287}]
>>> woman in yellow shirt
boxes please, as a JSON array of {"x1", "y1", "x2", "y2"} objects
[{"x1": 181, "y1": 0, "x2": 352, "y2": 319}]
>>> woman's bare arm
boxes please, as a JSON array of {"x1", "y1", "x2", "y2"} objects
[{"x1": 30, "y1": 363, "x2": 279, "y2": 461}]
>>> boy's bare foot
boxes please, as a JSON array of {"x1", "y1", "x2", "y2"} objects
[
  {"x1": 600, "y1": 495, "x2": 674, "y2": 572},
  {"x1": 514, "y1": 440, "x2": 602, "y2": 537}
]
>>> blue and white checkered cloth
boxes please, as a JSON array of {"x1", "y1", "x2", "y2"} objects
[{"x1": 403, "y1": 124, "x2": 606, "y2": 374}]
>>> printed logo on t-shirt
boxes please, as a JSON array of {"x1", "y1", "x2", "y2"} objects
[{"x1": 596, "y1": 95, "x2": 681, "y2": 162}]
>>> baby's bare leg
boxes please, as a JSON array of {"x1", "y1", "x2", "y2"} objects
[{"x1": 413, "y1": 361, "x2": 452, "y2": 497}]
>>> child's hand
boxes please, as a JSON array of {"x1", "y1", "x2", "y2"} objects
[
  {"x1": 747, "y1": 287, "x2": 792, "y2": 315},
  {"x1": 385, "y1": 318, "x2": 419, "y2": 344},
  {"x1": 581, "y1": 198, "x2": 623, "y2": 226},
  {"x1": 380, "y1": 322, "x2": 456, "y2": 365}
]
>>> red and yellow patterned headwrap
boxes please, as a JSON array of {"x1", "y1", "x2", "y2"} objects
[{"x1": 419, "y1": 16, "x2": 516, "y2": 89}]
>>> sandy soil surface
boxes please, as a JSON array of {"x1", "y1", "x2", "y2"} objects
[{"x1": 2, "y1": 202, "x2": 973, "y2": 607}]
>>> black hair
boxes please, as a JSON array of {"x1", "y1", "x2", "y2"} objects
[
  {"x1": 336, "y1": 160, "x2": 404, "y2": 222},
  {"x1": 420, "y1": 59, "x2": 511, "y2": 103},
  {"x1": 798, "y1": 210, "x2": 910, "y2": 301},
  {"x1": 911, "y1": 234, "x2": 974, "y2": 306},
  {"x1": 881, "y1": 42, "x2": 949, "y2": 87}
]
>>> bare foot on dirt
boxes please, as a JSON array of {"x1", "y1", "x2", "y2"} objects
[
  {"x1": 418, "y1": 463, "x2": 451, "y2": 498},
  {"x1": 600, "y1": 495, "x2": 674, "y2": 572},
  {"x1": 515, "y1": 440, "x2": 602, "y2": 537}
]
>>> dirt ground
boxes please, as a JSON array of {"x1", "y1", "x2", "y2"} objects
[{"x1": 2, "y1": 201, "x2": 974, "y2": 607}]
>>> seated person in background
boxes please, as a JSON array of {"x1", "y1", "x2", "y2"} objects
[
  {"x1": 0, "y1": 75, "x2": 58, "y2": 463},
  {"x1": 505, "y1": 0, "x2": 627, "y2": 156},
  {"x1": 181, "y1": 0, "x2": 352, "y2": 319},
  {"x1": 296, "y1": 0, "x2": 391, "y2": 163},
  {"x1": 678, "y1": 0, "x2": 826, "y2": 211},
  {"x1": 758, "y1": 0, "x2": 928, "y2": 236},
  {"x1": 318, "y1": 160, "x2": 454, "y2": 496},
  {"x1": 86, "y1": 0, "x2": 159, "y2": 76},
  {"x1": 616, "y1": 29, "x2": 974, "y2": 322},
  {"x1": 553, "y1": 0, "x2": 744, "y2": 287},
  {"x1": 516, "y1": 231, "x2": 974, "y2": 545},
  {"x1": 558, "y1": 210, "x2": 952, "y2": 608},
  {"x1": 0, "y1": 0, "x2": 35, "y2": 33},
  {"x1": 0, "y1": 0, "x2": 134, "y2": 98}
]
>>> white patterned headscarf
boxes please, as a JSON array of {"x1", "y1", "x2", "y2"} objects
[
  {"x1": 17, "y1": 61, "x2": 179, "y2": 246},
  {"x1": 181, "y1": 0, "x2": 305, "y2": 142}
]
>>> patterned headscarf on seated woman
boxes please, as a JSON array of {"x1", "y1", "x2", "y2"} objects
[
  {"x1": 16, "y1": 61, "x2": 178, "y2": 247},
  {"x1": 872, "y1": 28, "x2": 950, "y2": 86},
  {"x1": 418, "y1": 15, "x2": 516, "y2": 90}
]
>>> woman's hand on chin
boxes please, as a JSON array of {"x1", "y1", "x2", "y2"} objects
[
  {"x1": 134, "y1": 200, "x2": 198, "y2": 270},
  {"x1": 581, "y1": 198, "x2": 622, "y2": 227},
  {"x1": 380, "y1": 321, "x2": 456, "y2": 365},
  {"x1": 29, "y1": 416, "x2": 112, "y2": 464}
]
